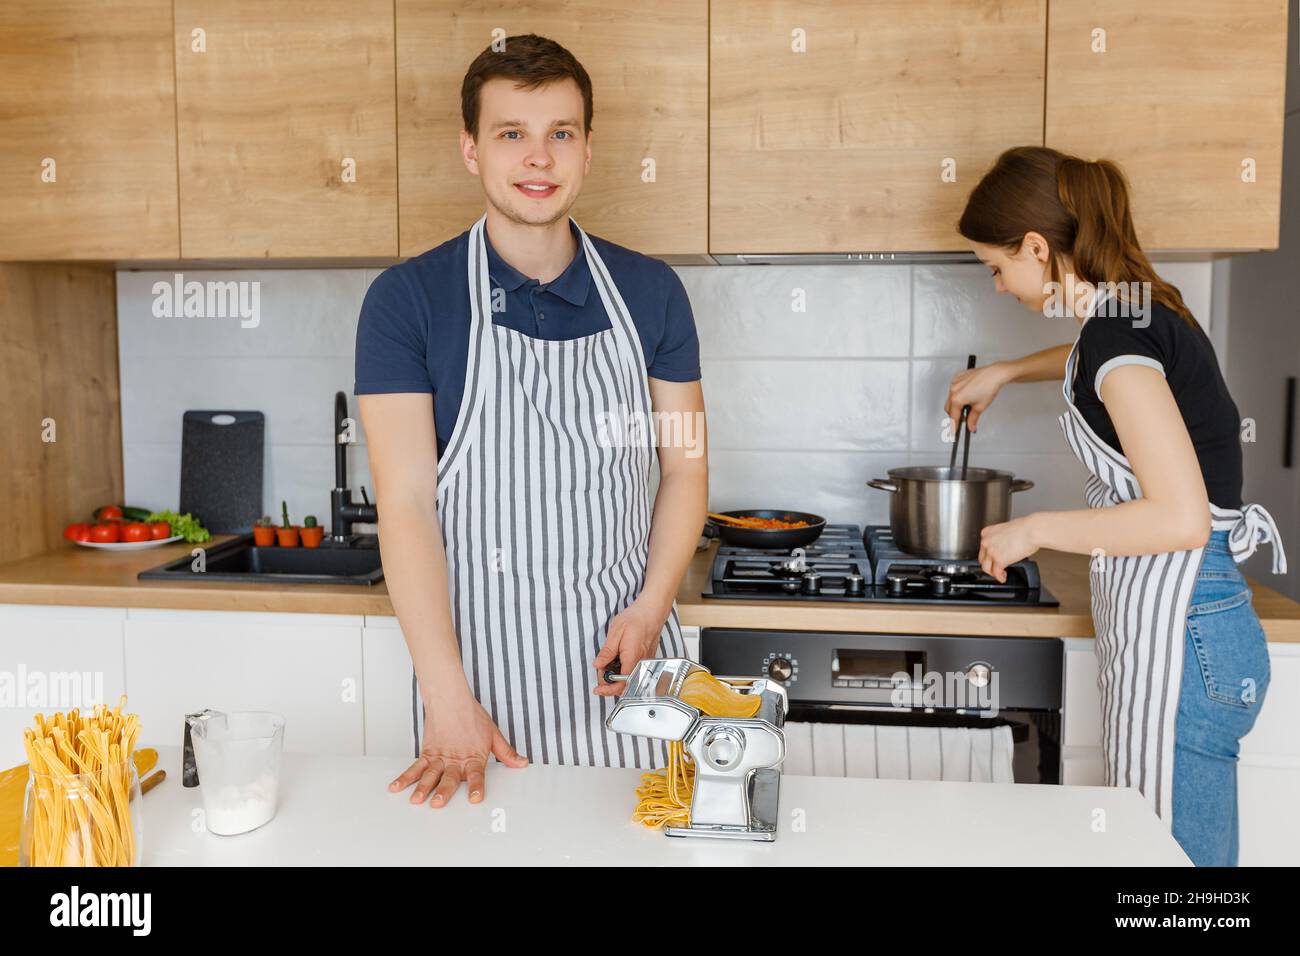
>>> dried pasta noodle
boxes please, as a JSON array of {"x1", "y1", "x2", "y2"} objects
[
  {"x1": 631, "y1": 672, "x2": 762, "y2": 829},
  {"x1": 21, "y1": 696, "x2": 141, "y2": 866}
]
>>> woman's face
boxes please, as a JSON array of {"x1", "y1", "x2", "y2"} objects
[{"x1": 971, "y1": 235, "x2": 1053, "y2": 314}]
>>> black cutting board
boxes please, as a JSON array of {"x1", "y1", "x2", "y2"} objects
[{"x1": 179, "y1": 410, "x2": 264, "y2": 533}]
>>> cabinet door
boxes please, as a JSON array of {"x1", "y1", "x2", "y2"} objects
[
  {"x1": 1046, "y1": 0, "x2": 1288, "y2": 251},
  {"x1": 0, "y1": 606, "x2": 127, "y2": 768},
  {"x1": 173, "y1": 0, "x2": 397, "y2": 258},
  {"x1": 396, "y1": 1, "x2": 708, "y2": 258},
  {"x1": 362, "y1": 616, "x2": 416, "y2": 759},
  {"x1": 0, "y1": 1, "x2": 178, "y2": 259},
  {"x1": 123, "y1": 609, "x2": 366, "y2": 755},
  {"x1": 710, "y1": 0, "x2": 1047, "y2": 253}
]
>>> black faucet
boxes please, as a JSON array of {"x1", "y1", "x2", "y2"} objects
[{"x1": 331, "y1": 391, "x2": 378, "y2": 544}]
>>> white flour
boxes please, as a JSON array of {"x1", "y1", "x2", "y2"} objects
[{"x1": 201, "y1": 772, "x2": 279, "y2": 835}]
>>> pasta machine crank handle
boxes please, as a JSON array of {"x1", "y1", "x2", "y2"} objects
[{"x1": 602, "y1": 657, "x2": 630, "y2": 684}]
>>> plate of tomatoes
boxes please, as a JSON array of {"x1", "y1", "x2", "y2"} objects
[{"x1": 65, "y1": 505, "x2": 184, "y2": 550}]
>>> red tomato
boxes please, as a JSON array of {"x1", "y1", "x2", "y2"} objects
[
  {"x1": 149, "y1": 521, "x2": 172, "y2": 540},
  {"x1": 64, "y1": 523, "x2": 89, "y2": 542},
  {"x1": 96, "y1": 505, "x2": 124, "y2": 521},
  {"x1": 122, "y1": 522, "x2": 151, "y2": 543},
  {"x1": 90, "y1": 523, "x2": 120, "y2": 544}
]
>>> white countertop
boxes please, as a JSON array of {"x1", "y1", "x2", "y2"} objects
[{"x1": 140, "y1": 745, "x2": 1190, "y2": 866}]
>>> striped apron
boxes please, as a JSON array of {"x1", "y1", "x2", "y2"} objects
[
  {"x1": 1057, "y1": 297, "x2": 1287, "y2": 827},
  {"x1": 412, "y1": 215, "x2": 687, "y2": 768}
]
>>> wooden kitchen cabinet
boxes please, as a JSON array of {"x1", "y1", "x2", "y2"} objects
[
  {"x1": 1046, "y1": 0, "x2": 1289, "y2": 251},
  {"x1": 395, "y1": 0, "x2": 708, "y2": 258},
  {"x1": 0, "y1": 0, "x2": 179, "y2": 259},
  {"x1": 709, "y1": 0, "x2": 1047, "y2": 254},
  {"x1": 172, "y1": 0, "x2": 398, "y2": 258}
]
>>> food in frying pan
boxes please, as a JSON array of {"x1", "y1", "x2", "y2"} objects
[{"x1": 707, "y1": 512, "x2": 810, "y2": 530}]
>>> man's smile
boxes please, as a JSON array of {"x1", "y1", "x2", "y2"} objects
[{"x1": 514, "y1": 179, "x2": 560, "y2": 199}]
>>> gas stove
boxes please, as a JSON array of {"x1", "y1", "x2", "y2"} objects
[{"x1": 702, "y1": 524, "x2": 1057, "y2": 607}]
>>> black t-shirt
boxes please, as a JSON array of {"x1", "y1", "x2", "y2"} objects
[{"x1": 1071, "y1": 299, "x2": 1243, "y2": 509}]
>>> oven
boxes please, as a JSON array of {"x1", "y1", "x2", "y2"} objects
[{"x1": 700, "y1": 628, "x2": 1063, "y2": 784}]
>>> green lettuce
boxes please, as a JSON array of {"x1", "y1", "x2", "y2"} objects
[{"x1": 147, "y1": 510, "x2": 211, "y2": 543}]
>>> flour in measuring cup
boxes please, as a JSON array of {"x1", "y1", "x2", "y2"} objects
[{"x1": 202, "y1": 771, "x2": 279, "y2": 835}]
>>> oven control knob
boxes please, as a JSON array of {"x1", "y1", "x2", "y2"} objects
[
  {"x1": 767, "y1": 657, "x2": 794, "y2": 682},
  {"x1": 703, "y1": 726, "x2": 745, "y2": 771},
  {"x1": 930, "y1": 573, "x2": 952, "y2": 597},
  {"x1": 965, "y1": 662, "x2": 993, "y2": 688},
  {"x1": 844, "y1": 573, "x2": 866, "y2": 595},
  {"x1": 800, "y1": 571, "x2": 822, "y2": 595},
  {"x1": 886, "y1": 572, "x2": 908, "y2": 597}
]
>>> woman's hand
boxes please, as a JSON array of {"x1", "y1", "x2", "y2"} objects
[
  {"x1": 979, "y1": 515, "x2": 1041, "y2": 583},
  {"x1": 946, "y1": 362, "x2": 1014, "y2": 434},
  {"x1": 389, "y1": 692, "x2": 528, "y2": 808},
  {"x1": 593, "y1": 600, "x2": 666, "y2": 697}
]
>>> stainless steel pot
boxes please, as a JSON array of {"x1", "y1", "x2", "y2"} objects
[{"x1": 867, "y1": 466, "x2": 1034, "y2": 560}]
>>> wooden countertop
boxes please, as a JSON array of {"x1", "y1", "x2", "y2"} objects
[
  {"x1": 0, "y1": 536, "x2": 395, "y2": 616},
  {"x1": 678, "y1": 541, "x2": 1300, "y2": 642},
  {"x1": 0, "y1": 535, "x2": 1297, "y2": 642}
]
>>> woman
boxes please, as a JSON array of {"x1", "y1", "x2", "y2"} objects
[{"x1": 948, "y1": 146, "x2": 1286, "y2": 866}]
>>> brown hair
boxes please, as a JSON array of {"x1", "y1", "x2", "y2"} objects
[
  {"x1": 461, "y1": 34, "x2": 593, "y2": 139},
  {"x1": 958, "y1": 146, "x2": 1195, "y2": 327}
]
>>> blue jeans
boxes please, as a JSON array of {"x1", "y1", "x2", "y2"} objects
[{"x1": 1171, "y1": 530, "x2": 1272, "y2": 866}]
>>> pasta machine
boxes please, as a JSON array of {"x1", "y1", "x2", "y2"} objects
[{"x1": 605, "y1": 658, "x2": 788, "y2": 842}]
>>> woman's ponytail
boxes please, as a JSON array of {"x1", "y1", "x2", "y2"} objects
[{"x1": 959, "y1": 146, "x2": 1196, "y2": 328}]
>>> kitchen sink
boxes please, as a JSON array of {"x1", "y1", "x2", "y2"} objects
[{"x1": 138, "y1": 534, "x2": 384, "y2": 586}]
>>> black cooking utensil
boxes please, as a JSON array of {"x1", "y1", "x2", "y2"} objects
[
  {"x1": 948, "y1": 355, "x2": 977, "y2": 478},
  {"x1": 705, "y1": 509, "x2": 827, "y2": 550}
]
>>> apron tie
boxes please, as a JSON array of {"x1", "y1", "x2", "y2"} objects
[{"x1": 1225, "y1": 502, "x2": 1288, "y2": 574}]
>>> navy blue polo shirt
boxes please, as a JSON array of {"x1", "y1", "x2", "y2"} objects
[{"x1": 354, "y1": 220, "x2": 702, "y2": 459}]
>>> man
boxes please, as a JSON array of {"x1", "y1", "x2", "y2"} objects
[{"x1": 354, "y1": 34, "x2": 707, "y2": 807}]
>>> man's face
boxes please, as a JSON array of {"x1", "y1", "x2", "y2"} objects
[{"x1": 461, "y1": 77, "x2": 591, "y2": 227}]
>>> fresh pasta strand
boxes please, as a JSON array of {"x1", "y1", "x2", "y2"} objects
[
  {"x1": 630, "y1": 671, "x2": 762, "y2": 829},
  {"x1": 21, "y1": 696, "x2": 141, "y2": 866}
]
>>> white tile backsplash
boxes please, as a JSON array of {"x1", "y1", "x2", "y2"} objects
[
  {"x1": 913, "y1": 264, "x2": 1081, "y2": 356},
  {"x1": 116, "y1": 269, "x2": 369, "y2": 359},
  {"x1": 116, "y1": 259, "x2": 1215, "y2": 529},
  {"x1": 703, "y1": 359, "x2": 910, "y2": 451},
  {"x1": 909, "y1": 357, "x2": 1072, "y2": 454},
  {"x1": 683, "y1": 264, "x2": 911, "y2": 358}
]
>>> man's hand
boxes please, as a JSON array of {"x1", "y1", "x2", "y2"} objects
[
  {"x1": 389, "y1": 692, "x2": 528, "y2": 808},
  {"x1": 592, "y1": 600, "x2": 665, "y2": 696}
]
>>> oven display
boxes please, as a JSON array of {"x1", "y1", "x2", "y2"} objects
[{"x1": 832, "y1": 648, "x2": 924, "y2": 689}]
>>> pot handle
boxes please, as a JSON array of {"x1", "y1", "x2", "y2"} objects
[
  {"x1": 1010, "y1": 479, "x2": 1035, "y2": 493},
  {"x1": 867, "y1": 478, "x2": 898, "y2": 494}
]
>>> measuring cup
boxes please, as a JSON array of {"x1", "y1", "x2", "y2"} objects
[{"x1": 186, "y1": 710, "x2": 286, "y2": 836}]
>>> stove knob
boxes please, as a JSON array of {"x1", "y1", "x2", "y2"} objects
[
  {"x1": 930, "y1": 573, "x2": 951, "y2": 597},
  {"x1": 800, "y1": 571, "x2": 822, "y2": 595},
  {"x1": 886, "y1": 573, "x2": 908, "y2": 597},
  {"x1": 966, "y1": 662, "x2": 992, "y2": 688},
  {"x1": 781, "y1": 578, "x2": 801, "y2": 593},
  {"x1": 767, "y1": 657, "x2": 794, "y2": 682},
  {"x1": 844, "y1": 573, "x2": 866, "y2": 596}
]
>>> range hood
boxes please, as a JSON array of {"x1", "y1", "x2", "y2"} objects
[{"x1": 709, "y1": 251, "x2": 979, "y2": 265}]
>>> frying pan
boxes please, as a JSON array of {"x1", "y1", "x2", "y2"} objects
[{"x1": 705, "y1": 509, "x2": 826, "y2": 550}]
